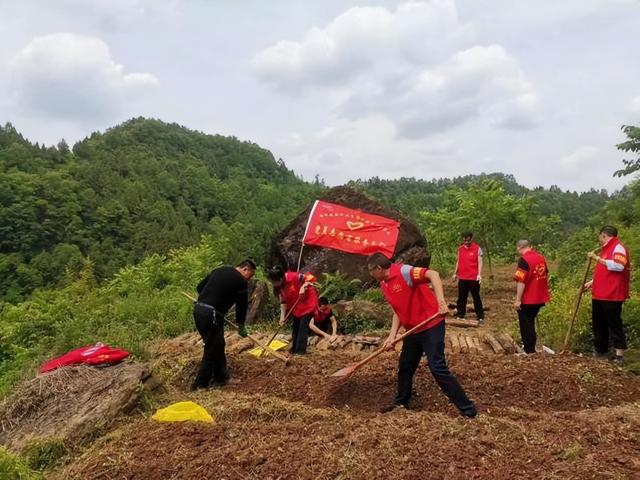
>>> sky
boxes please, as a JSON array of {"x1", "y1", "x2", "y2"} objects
[{"x1": 0, "y1": 0, "x2": 639, "y2": 192}]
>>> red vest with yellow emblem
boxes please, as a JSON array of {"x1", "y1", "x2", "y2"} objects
[
  {"x1": 380, "y1": 264, "x2": 444, "y2": 333},
  {"x1": 592, "y1": 238, "x2": 630, "y2": 301},
  {"x1": 514, "y1": 250, "x2": 550, "y2": 305}
]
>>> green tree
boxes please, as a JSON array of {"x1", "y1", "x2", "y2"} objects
[{"x1": 614, "y1": 124, "x2": 640, "y2": 177}]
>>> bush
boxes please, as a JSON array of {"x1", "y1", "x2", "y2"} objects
[
  {"x1": 0, "y1": 447, "x2": 40, "y2": 480},
  {"x1": 23, "y1": 438, "x2": 68, "y2": 471},
  {"x1": 317, "y1": 271, "x2": 362, "y2": 303},
  {"x1": 536, "y1": 276, "x2": 592, "y2": 352},
  {"x1": 355, "y1": 287, "x2": 386, "y2": 304},
  {"x1": 0, "y1": 235, "x2": 230, "y2": 394}
]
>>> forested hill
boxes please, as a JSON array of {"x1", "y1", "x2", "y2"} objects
[
  {"x1": 0, "y1": 118, "x2": 322, "y2": 302},
  {"x1": 0, "y1": 118, "x2": 610, "y2": 303},
  {"x1": 352, "y1": 174, "x2": 609, "y2": 232}
]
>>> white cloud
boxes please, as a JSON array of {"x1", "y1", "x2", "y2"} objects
[
  {"x1": 253, "y1": 0, "x2": 473, "y2": 92},
  {"x1": 342, "y1": 44, "x2": 538, "y2": 137},
  {"x1": 254, "y1": 0, "x2": 538, "y2": 139},
  {"x1": 10, "y1": 33, "x2": 158, "y2": 122},
  {"x1": 277, "y1": 115, "x2": 465, "y2": 184}
]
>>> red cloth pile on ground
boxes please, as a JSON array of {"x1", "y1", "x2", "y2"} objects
[{"x1": 39, "y1": 343, "x2": 130, "y2": 373}]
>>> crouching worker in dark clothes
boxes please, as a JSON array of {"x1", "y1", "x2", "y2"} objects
[
  {"x1": 310, "y1": 296, "x2": 338, "y2": 341},
  {"x1": 267, "y1": 266, "x2": 318, "y2": 355},
  {"x1": 191, "y1": 259, "x2": 256, "y2": 390},
  {"x1": 367, "y1": 253, "x2": 477, "y2": 418}
]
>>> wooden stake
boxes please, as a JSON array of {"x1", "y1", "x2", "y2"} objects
[{"x1": 562, "y1": 257, "x2": 593, "y2": 352}]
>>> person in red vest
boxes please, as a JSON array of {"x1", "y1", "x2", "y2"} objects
[
  {"x1": 583, "y1": 226, "x2": 630, "y2": 365},
  {"x1": 367, "y1": 253, "x2": 477, "y2": 418},
  {"x1": 310, "y1": 296, "x2": 338, "y2": 341},
  {"x1": 267, "y1": 266, "x2": 319, "y2": 355},
  {"x1": 513, "y1": 239, "x2": 550, "y2": 354},
  {"x1": 452, "y1": 231, "x2": 485, "y2": 324}
]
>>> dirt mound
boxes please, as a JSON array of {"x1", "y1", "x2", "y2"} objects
[
  {"x1": 269, "y1": 186, "x2": 430, "y2": 281},
  {"x1": 0, "y1": 362, "x2": 157, "y2": 451}
]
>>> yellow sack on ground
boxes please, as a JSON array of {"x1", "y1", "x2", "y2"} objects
[
  {"x1": 248, "y1": 339, "x2": 288, "y2": 358},
  {"x1": 152, "y1": 401, "x2": 214, "y2": 423}
]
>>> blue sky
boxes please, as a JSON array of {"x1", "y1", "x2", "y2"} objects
[{"x1": 0, "y1": 0, "x2": 638, "y2": 192}]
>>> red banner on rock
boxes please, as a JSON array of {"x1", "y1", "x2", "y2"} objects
[{"x1": 302, "y1": 200, "x2": 400, "y2": 257}]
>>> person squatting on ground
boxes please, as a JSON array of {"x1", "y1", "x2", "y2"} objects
[
  {"x1": 452, "y1": 231, "x2": 485, "y2": 324},
  {"x1": 583, "y1": 225, "x2": 630, "y2": 365},
  {"x1": 309, "y1": 296, "x2": 338, "y2": 341},
  {"x1": 191, "y1": 259, "x2": 256, "y2": 390},
  {"x1": 367, "y1": 253, "x2": 477, "y2": 418},
  {"x1": 513, "y1": 240, "x2": 550, "y2": 354},
  {"x1": 267, "y1": 266, "x2": 319, "y2": 355}
]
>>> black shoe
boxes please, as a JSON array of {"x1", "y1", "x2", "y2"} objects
[
  {"x1": 477, "y1": 318, "x2": 485, "y2": 325},
  {"x1": 460, "y1": 406, "x2": 478, "y2": 418},
  {"x1": 593, "y1": 351, "x2": 609, "y2": 360},
  {"x1": 210, "y1": 378, "x2": 229, "y2": 387},
  {"x1": 612, "y1": 355, "x2": 625, "y2": 366},
  {"x1": 380, "y1": 403, "x2": 405, "y2": 413}
]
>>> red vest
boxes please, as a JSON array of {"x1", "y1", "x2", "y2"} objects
[
  {"x1": 457, "y1": 242, "x2": 481, "y2": 280},
  {"x1": 380, "y1": 264, "x2": 444, "y2": 333},
  {"x1": 280, "y1": 271, "x2": 318, "y2": 316},
  {"x1": 592, "y1": 238, "x2": 630, "y2": 301},
  {"x1": 514, "y1": 250, "x2": 550, "y2": 305},
  {"x1": 313, "y1": 308, "x2": 333, "y2": 324}
]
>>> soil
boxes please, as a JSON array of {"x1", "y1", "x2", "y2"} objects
[{"x1": 43, "y1": 265, "x2": 640, "y2": 478}]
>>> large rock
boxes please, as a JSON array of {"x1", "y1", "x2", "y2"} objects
[
  {"x1": 269, "y1": 186, "x2": 429, "y2": 282},
  {"x1": 0, "y1": 363, "x2": 158, "y2": 452}
]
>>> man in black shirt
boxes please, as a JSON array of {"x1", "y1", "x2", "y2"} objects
[{"x1": 191, "y1": 259, "x2": 256, "y2": 390}]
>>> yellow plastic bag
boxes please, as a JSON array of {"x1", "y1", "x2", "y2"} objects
[
  {"x1": 248, "y1": 339, "x2": 288, "y2": 358},
  {"x1": 152, "y1": 401, "x2": 214, "y2": 423}
]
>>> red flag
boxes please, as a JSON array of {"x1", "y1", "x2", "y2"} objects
[{"x1": 302, "y1": 200, "x2": 400, "y2": 257}]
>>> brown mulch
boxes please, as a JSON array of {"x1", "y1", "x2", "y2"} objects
[
  {"x1": 216, "y1": 350, "x2": 640, "y2": 415},
  {"x1": 57, "y1": 400, "x2": 640, "y2": 480}
]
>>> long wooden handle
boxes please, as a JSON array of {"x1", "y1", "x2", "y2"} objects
[
  {"x1": 259, "y1": 296, "x2": 303, "y2": 357},
  {"x1": 562, "y1": 257, "x2": 593, "y2": 351},
  {"x1": 351, "y1": 312, "x2": 443, "y2": 370}
]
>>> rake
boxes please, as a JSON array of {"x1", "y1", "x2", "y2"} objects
[
  {"x1": 330, "y1": 312, "x2": 442, "y2": 378},
  {"x1": 180, "y1": 291, "x2": 290, "y2": 365}
]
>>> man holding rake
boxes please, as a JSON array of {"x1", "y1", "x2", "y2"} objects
[{"x1": 367, "y1": 253, "x2": 477, "y2": 417}]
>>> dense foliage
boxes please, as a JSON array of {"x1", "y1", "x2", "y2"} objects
[
  {"x1": 0, "y1": 118, "x2": 322, "y2": 302},
  {"x1": 1, "y1": 118, "x2": 638, "y2": 393}
]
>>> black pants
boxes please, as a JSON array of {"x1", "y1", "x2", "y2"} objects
[
  {"x1": 290, "y1": 313, "x2": 312, "y2": 354},
  {"x1": 456, "y1": 280, "x2": 484, "y2": 319},
  {"x1": 396, "y1": 321, "x2": 476, "y2": 417},
  {"x1": 592, "y1": 300, "x2": 628, "y2": 353},
  {"x1": 517, "y1": 304, "x2": 543, "y2": 354},
  {"x1": 192, "y1": 304, "x2": 228, "y2": 389}
]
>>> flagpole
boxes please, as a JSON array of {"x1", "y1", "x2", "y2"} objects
[
  {"x1": 298, "y1": 200, "x2": 319, "y2": 272},
  {"x1": 296, "y1": 243, "x2": 305, "y2": 272}
]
